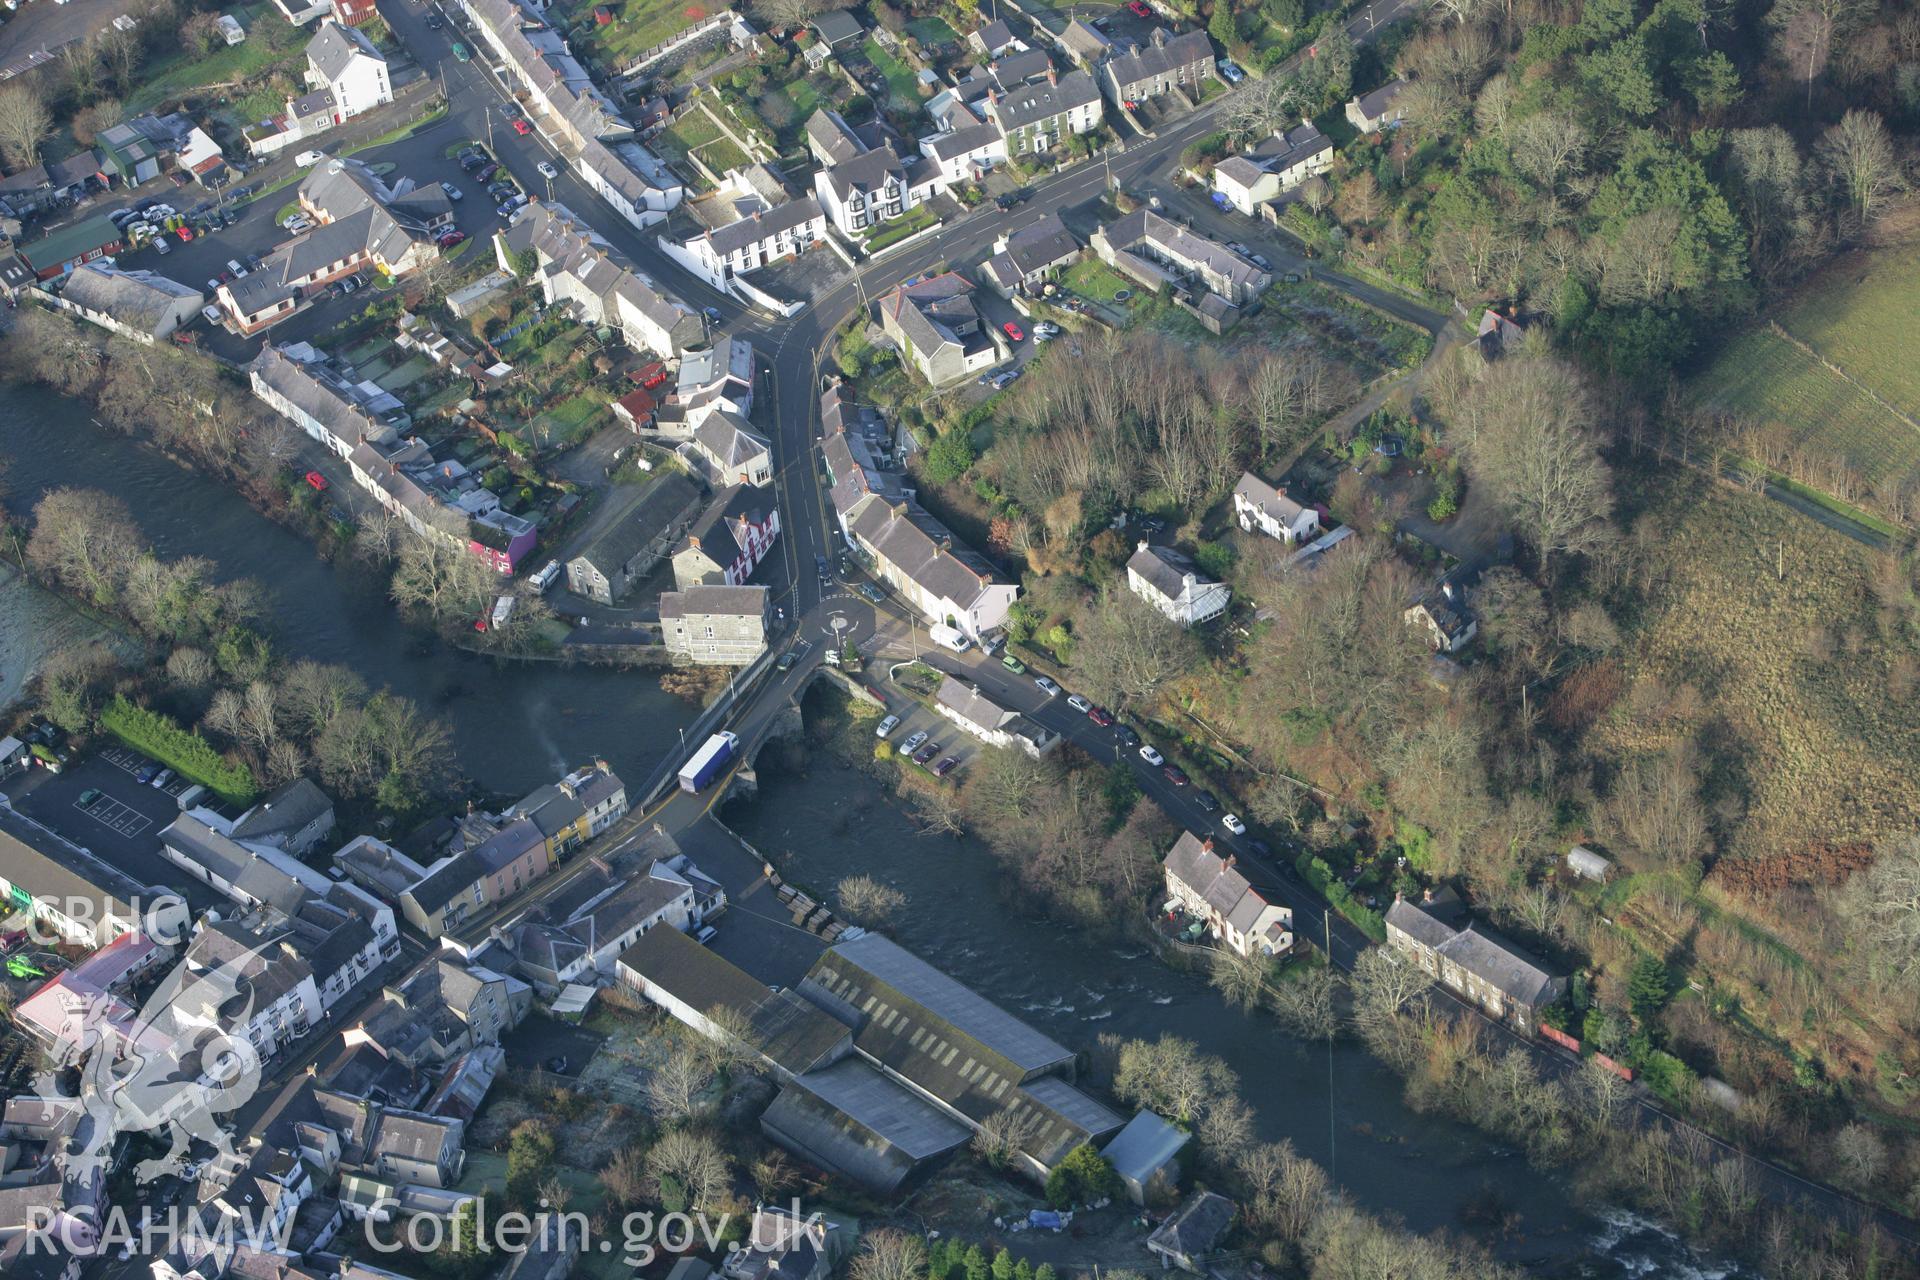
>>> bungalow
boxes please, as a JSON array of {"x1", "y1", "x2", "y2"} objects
[
  {"x1": 1104, "y1": 27, "x2": 1215, "y2": 104},
  {"x1": 49, "y1": 262, "x2": 201, "y2": 343},
  {"x1": 877, "y1": 272, "x2": 1003, "y2": 388},
  {"x1": 671, "y1": 484, "x2": 781, "y2": 589},
  {"x1": 659, "y1": 584, "x2": 770, "y2": 666},
  {"x1": 16, "y1": 215, "x2": 122, "y2": 281},
  {"x1": 934, "y1": 676, "x2": 1058, "y2": 758},
  {"x1": 1163, "y1": 831, "x2": 1294, "y2": 957},
  {"x1": 1385, "y1": 887, "x2": 1566, "y2": 1035},
  {"x1": 1231, "y1": 471, "x2": 1320, "y2": 544},
  {"x1": 1127, "y1": 541, "x2": 1229, "y2": 625},
  {"x1": 1345, "y1": 79, "x2": 1409, "y2": 133}
]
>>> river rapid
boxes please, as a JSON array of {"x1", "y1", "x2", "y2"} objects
[{"x1": 0, "y1": 393, "x2": 1759, "y2": 1277}]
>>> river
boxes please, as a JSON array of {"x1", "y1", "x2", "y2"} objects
[
  {"x1": 0, "y1": 396, "x2": 1757, "y2": 1276},
  {"x1": 723, "y1": 712, "x2": 1760, "y2": 1279},
  {"x1": 0, "y1": 395, "x2": 698, "y2": 793}
]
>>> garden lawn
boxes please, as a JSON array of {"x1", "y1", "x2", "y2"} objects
[
  {"x1": 564, "y1": 0, "x2": 710, "y2": 69},
  {"x1": 532, "y1": 392, "x2": 610, "y2": 447},
  {"x1": 863, "y1": 203, "x2": 937, "y2": 251},
  {"x1": 126, "y1": 4, "x2": 301, "y2": 114},
  {"x1": 1061, "y1": 257, "x2": 1137, "y2": 306},
  {"x1": 905, "y1": 15, "x2": 958, "y2": 43},
  {"x1": 864, "y1": 38, "x2": 922, "y2": 104}
]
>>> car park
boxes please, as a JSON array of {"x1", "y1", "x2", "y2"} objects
[
  {"x1": 1066, "y1": 693, "x2": 1090, "y2": 712},
  {"x1": 1138, "y1": 744, "x2": 1164, "y2": 766},
  {"x1": 875, "y1": 715, "x2": 900, "y2": 739},
  {"x1": 1088, "y1": 706, "x2": 1114, "y2": 727},
  {"x1": 1034, "y1": 676, "x2": 1060, "y2": 696},
  {"x1": 1222, "y1": 814, "x2": 1247, "y2": 835},
  {"x1": 901, "y1": 731, "x2": 928, "y2": 754},
  {"x1": 933, "y1": 756, "x2": 959, "y2": 778},
  {"x1": 912, "y1": 740, "x2": 940, "y2": 765},
  {"x1": 537, "y1": 160, "x2": 559, "y2": 179},
  {"x1": 1001, "y1": 654, "x2": 1026, "y2": 673},
  {"x1": 440, "y1": 181, "x2": 463, "y2": 200}
]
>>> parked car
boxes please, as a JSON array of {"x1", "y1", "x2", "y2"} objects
[
  {"x1": 78, "y1": 789, "x2": 102, "y2": 807},
  {"x1": 426, "y1": 11, "x2": 443, "y2": 26},
  {"x1": 476, "y1": 162, "x2": 500, "y2": 181},
  {"x1": 1138, "y1": 744, "x2": 1164, "y2": 766},
  {"x1": 537, "y1": 160, "x2": 559, "y2": 179},
  {"x1": 285, "y1": 216, "x2": 312, "y2": 233},
  {"x1": 1222, "y1": 814, "x2": 1247, "y2": 835},
  {"x1": 437, "y1": 230, "x2": 468, "y2": 249},
  {"x1": 176, "y1": 227, "x2": 194, "y2": 242},
  {"x1": 1066, "y1": 694, "x2": 1091, "y2": 712},
  {"x1": 1128, "y1": 0, "x2": 1151, "y2": 14},
  {"x1": 1217, "y1": 58, "x2": 1245, "y2": 83},
  {"x1": 1248, "y1": 252, "x2": 1273, "y2": 270},
  {"x1": 295, "y1": 149, "x2": 328, "y2": 167},
  {"x1": 991, "y1": 369, "x2": 1022, "y2": 389},
  {"x1": 856, "y1": 582, "x2": 883, "y2": 604},
  {"x1": 512, "y1": 118, "x2": 533, "y2": 136},
  {"x1": 1002, "y1": 320, "x2": 1024, "y2": 342},
  {"x1": 151, "y1": 237, "x2": 170, "y2": 254},
  {"x1": 912, "y1": 740, "x2": 940, "y2": 765},
  {"x1": 150, "y1": 768, "x2": 173, "y2": 789},
  {"x1": 440, "y1": 180, "x2": 463, "y2": 200},
  {"x1": 875, "y1": 715, "x2": 901, "y2": 739},
  {"x1": 134, "y1": 763, "x2": 160, "y2": 784},
  {"x1": 901, "y1": 731, "x2": 929, "y2": 754},
  {"x1": 1162, "y1": 764, "x2": 1189, "y2": 786},
  {"x1": 1034, "y1": 676, "x2": 1060, "y2": 697},
  {"x1": 226, "y1": 259, "x2": 247, "y2": 277},
  {"x1": 1088, "y1": 706, "x2": 1114, "y2": 727},
  {"x1": 201, "y1": 304, "x2": 223, "y2": 324},
  {"x1": 1000, "y1": 654, "x2": 1026, "y2": 674},
  {"x1": 1116, "y1": 725, "x2": 1141, "y2": 748},
  {"x1": 1195, "y1": 790, "x2": 1219, "y2": 812},
  {"x1": 497, "y1": 195, "x2": 528, "y2": 217},
  {"x1": 451, "y1": 41, "x2": 471, "y2": 60},
  {"x1": 305, "y1": 471, "x2": 329, "y2": 492},
  {"x1": 933, "y1": 756, "x2": 959, "y2": 778},
  {"x1": 695, "y1": 924, "x2": 717, "y2": 944}
]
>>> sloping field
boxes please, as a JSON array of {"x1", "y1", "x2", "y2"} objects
[{"x1": 1690, "y1": 243, "x2": 1920, "y2": 489}]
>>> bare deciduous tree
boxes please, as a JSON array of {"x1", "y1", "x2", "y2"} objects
[
  {"x1": 26, "y1": 487, "x2": 144, "y2": 607},
  {"x1": 1815, "y1": 109, "x2": 1905, "y2": 228},
  {"x1": 0, "y1": 84, "x2": 54, "y2": 167},
  {"x1": 835, "y1": 874, "x2": 907, "y2": 926},
  {"x1": 850, "y1": 1229, "x2": 927, "y2": 1280},
  {"x1": 1236, "y1": 1139, "x2": 1329, "y2": 1241},
  {"x1": 1209, "y1": 949, "x2": 1273, "y2": 1012},
  {"x1": 599, "y1": 1145, "x2": 648, "y2": 1207},
  {"x1": 971, "y1": 1107, "x2": 1041, "y2": 1169},
  {"x1": 1269, "y1": 963, "x2": 1338, "y2": 1039},
  {"x1": 646, "y1": 1041, "x2": 714, "y2": 1124},
  {"x1": 1070, "y1": 583, "x2": 1203, "y2": 709},
  {"x1": 645, "y1": 1128, "x2": 732, "y2": 1210}
]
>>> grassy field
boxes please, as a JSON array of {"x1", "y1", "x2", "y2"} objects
[
  {"x1": 1591, "y1": 469, "x2": 1920, "y2": 878},
  {"x1": 1689, "y1": 242, "x2": 1920, "y2": 490}
]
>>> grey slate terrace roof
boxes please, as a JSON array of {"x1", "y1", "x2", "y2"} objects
[
  {"x1": 59, "y1": 263, "x2": 200, "y2": 334},
  {"x1": 936, "y1": 676, "x2": 1018, "y2": 734},
  {"x1": 659, "y1": 584, "x2": 769, "y2": 619},
  {"x1": 972, "y1": 17, "x2": 1016, "y2": 52},
  {"x1": 924, "y1": 121, "x2": 1002, "y2": 161},
  {"x1": 573, "y1": 471, "x2": 702, "y2": 576},
  {"x1": 1060, "y1": 18, "x2": 1111, "y2": 61},
  {"x1": 1387, "y1": 890, "x2": 1559, "y2": 1006},
  {"x1": 682, "y1": 483, "x2": 769, "y2": 562},
  {"x1": 848, "y1": 497, "x2": 1002, "y2": 611},
  {"x1": 1108, "y1": 27, "x2": 1214, "y2": 88},
  {"x1": 185, "y1": 918, "x2": 314, "y2": 1014},
  {"x1": 992, "y1": 70, "x2": 1099, "y2": 129},
  {"x1": 248, "y1": 345, "x2": 389, "y2": 447},
  {"x1": 999, "y1": 212, "x2": 1078, "y2": 274},
  {"x1": 307, "y1": 19, "x2": 383, "y2": 84},
  {"x1": 1104, "y1": 206, "x2": 1263, "y2": 295},
  {"x1": 224, "y1": 260, "x2": 301, "y2": 318},
  {"x1": 231, "y1": 777, "x2": 333, "y2": 842},
  {"x1": 1165, "y1": 831, "x2": 1286, "y2": 928},
  {"x1": 988, "y1": 47, "x2": 1053, "y2": 86},
  {"x1": 701, "y1": 195, "x2": 822, "y2": 257},
  {"x1": 1212, "y1": 154, "x2": 1268, "y2": 191},
  {"x1": 1128, "y1": 543, "x2": 1207, "y2": 602},
  {"x1": 1250, "y1": 121, "x2": 1331, "y2": 173}
]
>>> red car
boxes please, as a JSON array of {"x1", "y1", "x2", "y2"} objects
[
  {"x1": 305, "y1": 471, "x2": 330, "y2": 492},
  {"x1": 511, "y1": 118, "x2": 532, "y2": 136},
  {"x1": 1088, "y1": 706, "x2": 1114, "y2": 727},
  {"x1": 177, "y1": 227, "x2": 194, "y2": 242},
  {"x1": 1163, "y1": 764, "x2": 1190, "y2": 786},
  {"x1": 1128, "y1": 1, "x2": 1152, "y2": 15},
  {"x1": 437, "y1": 230, "x2": 468, "y2": 248},
  {"x1": 1003, "y1": 320, "x2": 1025, "y2": 342}
]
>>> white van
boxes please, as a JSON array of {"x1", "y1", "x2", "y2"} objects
[{"x1": 929, "y1": 624, "x2": 972, "y2": 653}]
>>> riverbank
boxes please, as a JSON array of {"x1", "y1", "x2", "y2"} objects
[
  {"x1": 0, "y1": 394, "x2": 700, "y2": 794},
  {"x1": 720, "y1": 682, "x2": 1760, "y2": 1278}
]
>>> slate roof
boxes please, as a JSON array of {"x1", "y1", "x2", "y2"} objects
[
  {"x1": 1232, "y1": 471, "x2": 1308, "y2": 523},
  {"x1": 572, "y1": 471, "x2": 702, "y2": 577},
  {"x1": 307, "y1": 19, "x2": 383, "y2": 84},
  {"x1": 701, "y1": 195, "x2": 823, "y2": 257},
  {"x1": 821, "y1": 146, "x2": 905, "y2": 202},
  {"x1": 848, "y1": 497, "x2": 1003, "y2": 612},
  {"x1": 811, "y1": 9, "x2": 866, "y2": 45},
  {"x1": 1060, "y1": 17, "x2": 1111, "y2": 62},
  {"x1": 1250, "y1": 120, "x2": 1330, "y2": 173},
  {"x1": 991, "y1": 69, "x2": 1099, "y2": 129},
  {"x1": 805, "y1": 109, "x2": 865, "y2": 165},
  {"x1": 988, "y1": 47, "x2": 1052, "y2": 87},
  {"x1": 1212, "y1": 154, "x2": 1268, "y2": 192},
  {"x1": 1103, "y1": 206, "x2": 1263, "y2": 296},
  {"x1": 1127, "y1": 543, "x2": 1206, "y2": 602},
  {"x1": 935, "y1": 676, "x2": 1019, "y2": 734},
  {"x1": 923, "y1": 121, "x2": 1003, "y2": 162},
  {"x1": 1149, "y1": 1190, "x2": 1236, "y2": 1260},
  {"x1": 231, "y1": 777, "x2": 333, "y2": 843},
  {"x1": 1386, "y1": 890, "x2": 1560, "y2": 1006},
  {"x1": 58, "y1": 263, "x2": 200, "y2": 335},
  {"x1": 996, "y1": 212, "x2": 1078, "y2": 276},
  {"x1": 693, "y1": 411, "x2": 770, "y2": 469},
  {"x1": 659, "y1": 584, "x2": 769, "y2": 619},
  {"x1": 971, "y1": 17, "x2": 1016, "y2": 53},
  {"x1": 1107, "y1": 27, "x2": 1214, "y2": 88},
  {"x1": 1349, "y1": 78, "x2": 1408, "y2": 125},
  {"x1": 1164, "y1": 831, "x2": 1289, "y2": 941}
]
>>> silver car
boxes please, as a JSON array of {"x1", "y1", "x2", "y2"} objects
[{"x1": 901, "y1": 731, "x2": 929, "y2": 754}]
